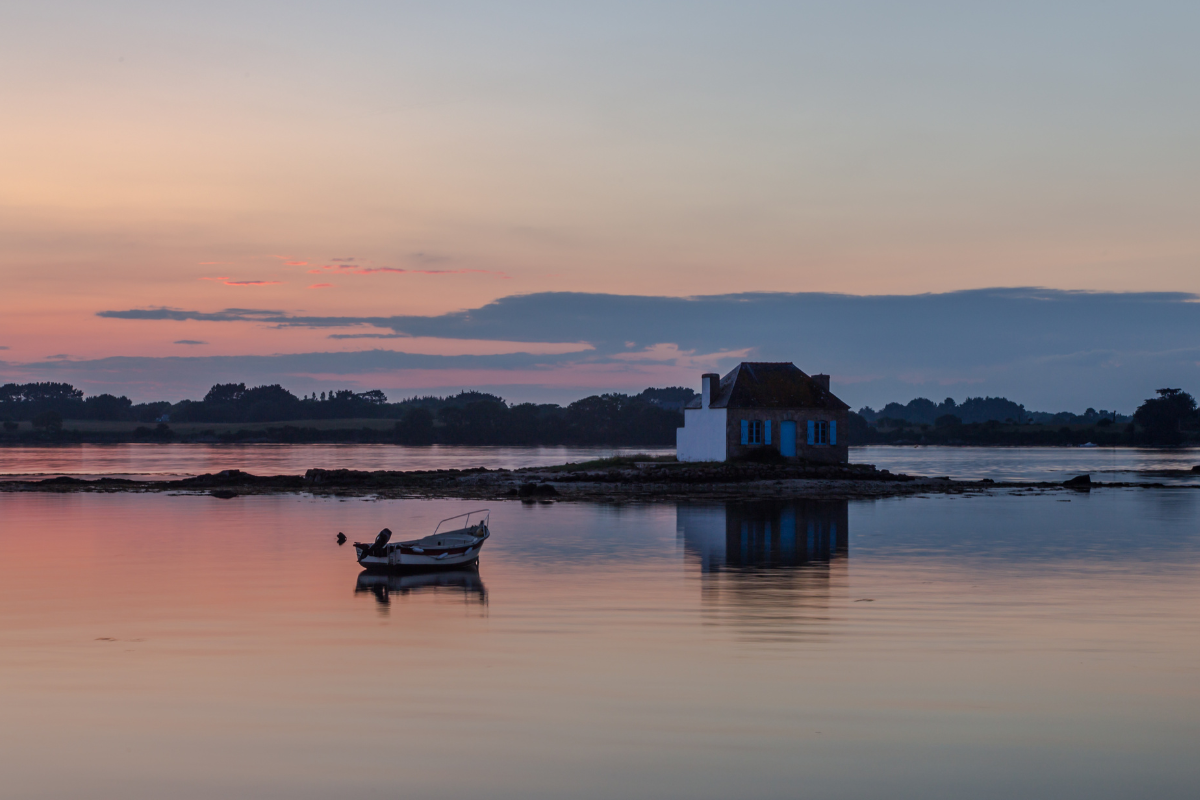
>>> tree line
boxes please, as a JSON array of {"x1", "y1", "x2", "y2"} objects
[
  {"x1": 2, "y1": 381, "x2": 1196, "y2": 446},
  {"x1": 0, "y1": 382, "x2": 696, "y2": 446},
  {"x1": 857, "y1": 395, "x2": 1129, "y2": 427},
  {"x1": 850, "y1": 388, "x2": 1198, "y2": 446}
]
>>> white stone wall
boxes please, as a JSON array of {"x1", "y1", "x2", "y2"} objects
[{"x1": 676, "y1": 407, "x2": 727, "y2": 462}]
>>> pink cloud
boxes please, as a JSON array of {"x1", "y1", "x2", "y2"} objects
[
  {"x1": 201, "y1": 277, "x2": 284, "y2": 286},
  {"x1": 309, "y1": 265, "x2": 509, "y2": 279},
  {"x1": 308, "y1": 283, "x2": 333, "y2": 289},
  {"x1": 285, "y1": 261, "x2": 308, "y2": 266}
]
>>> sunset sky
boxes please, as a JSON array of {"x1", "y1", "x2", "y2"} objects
[{"x1": 3, "y1": 2, "x2": 1199, "y2": 410}]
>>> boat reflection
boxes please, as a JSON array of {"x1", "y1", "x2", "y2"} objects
[
  {"x1": 677, "y1": 500, "x2": 849, "y2": 641},
  {"x1": 354, "y1": 568, "x2": 488, "y2": 610}
]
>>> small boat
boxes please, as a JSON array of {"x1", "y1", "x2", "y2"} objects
[{"x1": 354, "y1": 509, "x2": 490, "y2": 570}]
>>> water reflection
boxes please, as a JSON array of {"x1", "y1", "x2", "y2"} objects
[
  {"x1": 677, "y1": 500, "x2": 849, "y2": 641},
  {"x1": 678, "y1": 500, "x2": 848, "y2": 570},
  {"x1": 354, "y1": 568, "x2": 488, "y2": 611}
]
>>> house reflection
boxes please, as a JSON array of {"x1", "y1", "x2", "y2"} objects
[
  {"x1": 676, "y1": 500, "x2": 849, "y2": 640},
  {"x1": 355, "y1": 568, "x2": 488, "y2": 612}
]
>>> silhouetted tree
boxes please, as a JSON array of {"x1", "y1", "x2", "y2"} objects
[
  {"x1": 84, "y1": 393, "x2": 133, "y2": 421},
  {"x1": 394, "y1": 407, "x2": 434, "y2": 445},
  {"x1": 1133, "y1": 388, "x2": 1197, "y2": 445}
]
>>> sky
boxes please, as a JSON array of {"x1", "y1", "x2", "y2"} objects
[{"x1": 2, "y1": 1, "x2": 1199, "y2": 411}]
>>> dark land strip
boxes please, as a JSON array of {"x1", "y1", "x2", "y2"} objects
[{"x1": 1, "y1": 461, "x2": 1189, "y2": 502}]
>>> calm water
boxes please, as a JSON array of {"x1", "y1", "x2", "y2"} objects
[
  {"x1": 0, "y1": 444, "x2": 675, "y2": 481},
  {"x1": 1, "y1": 490, "x2": 1198, "y2": 798},
  {"x1": 2, "y1": 443, "x2": 1198, "y2": 483},
  {"x1": 860, "y1": 445, "x2": 1200, "y2": 483}
]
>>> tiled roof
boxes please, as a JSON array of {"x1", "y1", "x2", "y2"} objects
[{"x1": 685, "y1": 362, "x2": 849, "y2": 410}]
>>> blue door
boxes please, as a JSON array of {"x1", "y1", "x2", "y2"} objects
[{"x1": 780, "y1": 420, "x2": 796, "y2": 457}]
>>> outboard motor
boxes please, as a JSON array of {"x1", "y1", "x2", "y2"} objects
[
  {"x1": 354, "y1": 528, "x2": 392, "y2": 559},
  {"x1": 373, "y1": 528, "x2": 392, "y2": 553}
]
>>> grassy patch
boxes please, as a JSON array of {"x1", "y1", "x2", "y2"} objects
[{"x1": 541, "y1": 453, "x2": 679, "y2": 472}]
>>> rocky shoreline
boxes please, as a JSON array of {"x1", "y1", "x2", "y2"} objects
[{"x1": 0, "y1": 460, "x2": 1183, "y2": 502}]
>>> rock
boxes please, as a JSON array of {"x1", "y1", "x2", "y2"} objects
[
  {"x1": 210, "y1": 489, "x2": 238, "y2": 499},
  {"x1": 1063, "y1": 474, "x2": 1092, "y2": 490},
  {"x1": 336, "y1": 532, "x2": 347, "y2": 545}
]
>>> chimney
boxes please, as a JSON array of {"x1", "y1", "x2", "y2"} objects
[
  {"x1": 812, "y1": 374, "x2": 830, "y2": 392},
  {"x1": 701, "y1": 373, "x2": 719, "y2": 409}
]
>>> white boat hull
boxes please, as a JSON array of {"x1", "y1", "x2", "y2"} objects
[
  {"x1": 357, "y1": 547, "x2": 483, "y2": 569},
  {"x1": 355, "y1": 520, "x2": 490, "y2": 571}
]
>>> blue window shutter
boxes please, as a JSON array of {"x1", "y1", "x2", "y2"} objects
[
  {"x1": 807, "y1": 420, "x2": 815, "y2": 445},
  {"x1": 829, "y1": 421, "x2": 837, "y2": 445},
  {"x1": 764, "y1": 420, "x2": 771, "y2": 445},
  {"x1": 741, "y1": 420, "x2": 749, "y2": 445}
]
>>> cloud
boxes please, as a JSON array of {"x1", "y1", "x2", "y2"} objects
[
  {"x1": 611, "y1": 343, "x2": 753, "y2": 369},
  {"x1": 329, "y1": 257, "x2": 356, "y2": 262},
  {"x1": 201, "y1": 277, "x2": 284, "y2": 286},
  {"x1": 328, "y1": 333, "x2": 407, "y2": 339},
  {"x1": 174, "y1": 340, "x2": 207, "y2": 346},
  {"x1": 308, "y1": 283, "x2": 333, "y2": 289},
  {"x1": 98, "y1": 307, "x2": 288, "y2": 322},
  {"x1": 307, "y1": 264, "x2": 509, "y2": 279},
  {"x1": 0, "y1": 346, "x2": 8, "y2": 350},
  {"x1": 90, "y1": 289, "x2": 1200, "y2": 410},
  {"x1": 285, "y1": 261, "x2": 308, "y2": 266}
]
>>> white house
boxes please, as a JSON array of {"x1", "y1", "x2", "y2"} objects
[{"x1": 676, "y1": 362, "x2": 850, "y2": 463}]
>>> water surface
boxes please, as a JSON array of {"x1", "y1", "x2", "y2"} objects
[
  {"x1": 0, "y1": 443, "x2": 674, "y2": 481},
  {"x1": 1, "y1": 490, "x2": 1197, "y2": 798},
  {"x1": 860, "y1": 444, "x2": 1200, "y2": 483}
]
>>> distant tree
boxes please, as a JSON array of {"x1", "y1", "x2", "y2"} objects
[
  {"x1": 31, "y1": 410, "x2": 63, "y2": 432},
  {"x1": 84, "y1": 393, "x2": 133, "y2": 421},
  {"x1": 394, "y1": 407, "x2": 434, "y2": 445},
  {"x1": 240, "y1": 384, "x2": 301, "y2": 422},
  {"x1": 636, "y1": 387, "x2": 698, "y2": 411},
  {"x1": 844, "y1": 411, "x2": 874, "y2": 443},
  {"x1": 2, "y1": 420, "x2": 17, "y2": 433},
  {"x1": 438, "y1": 399, "x2": 510, "y2": 444},
  {"x1": 1133, "y1": 388, "x2": 1197, "y2": 445},
  {"x1": 203, "y1": 383, "x2": 247, "y2": 404},
  {"x1": 956, "y1": 396, "x2": 1027, "y2": 424},
  {"x1": 935, "y1": 414, "x2": 962, "y2": 428},
  {"x1": 357, "y1": 390, "x2": 388, "y2": 405}
]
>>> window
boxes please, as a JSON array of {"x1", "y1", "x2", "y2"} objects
[
  {"x1": 741, "y1": 419, "x2": 773, "y2": 446},
  {"x1": 808, "y1": 420, "x2": 833, "y2": 445}
]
